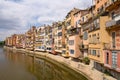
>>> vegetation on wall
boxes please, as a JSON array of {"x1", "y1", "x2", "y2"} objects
[{"x1": 83, "y1": 57, "x2": 90, "y2": 65}]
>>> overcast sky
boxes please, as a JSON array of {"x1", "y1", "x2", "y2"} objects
[{"x1": 0, "y1": 0, "x2": 92, "y2": 41}]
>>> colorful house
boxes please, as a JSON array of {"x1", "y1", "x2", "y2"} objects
[
  {"x1": 25, "y1": 26, "x2": 36, "y2": 51},
  {"x1": 104, "y1": 0, "x2": 120, "y2": 79},
  {"x1": 68, "y1": 9, "x2": 88, "y2": 58}
]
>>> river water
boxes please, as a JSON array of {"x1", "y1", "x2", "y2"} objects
[{"x1": 0, "y1": 48, "x2": 88, "y2": 80}]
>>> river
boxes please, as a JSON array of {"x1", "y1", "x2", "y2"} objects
[{"x1": 0, "y1": 48, "x2": 88, "y2": 80}]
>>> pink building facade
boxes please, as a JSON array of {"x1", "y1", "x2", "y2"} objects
[
  {"x1": 104, "y1": 29, "x2": 120, "y2": 79},
  {"x1": 104, "y1": 1, "x2": 120, "y2": 79}
]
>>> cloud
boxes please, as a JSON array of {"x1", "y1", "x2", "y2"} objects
[{"x1": 0, "y1": 0, "x2": 92, "y2": 41}]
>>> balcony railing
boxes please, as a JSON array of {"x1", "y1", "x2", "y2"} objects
[
  {"x1": 106, "y1": 20, "x2": 116, "y2": 28},
  {"x1": 103, "y1": 43, "x2": 111, "y2": 49},
  {"x1": 88, "y1": 23, "x2": 100, "y2": 32},
  {"x1": 68, "y1": 28, "x2": 80, "y2": 36},
  {"x1": 83, "y1": 24, "x2": 90, "y2": 31},
  {"x1": 79, "y1": 44, "x2": 88, "y2": 50},
  {"x1": 106, "y1": 19, "x2": 120, "y2": 28}
]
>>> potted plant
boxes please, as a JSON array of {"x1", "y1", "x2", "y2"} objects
[{"x1": 83, "y1": 57, "x2": 90, "y2": 65}]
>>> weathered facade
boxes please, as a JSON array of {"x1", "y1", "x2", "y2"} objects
[
  {"x1": 103, "y1": 0, "x2": 120, "y2": 79},
  {"x1": 25, "y1": 26, "x2": 36, "y2": 51}
]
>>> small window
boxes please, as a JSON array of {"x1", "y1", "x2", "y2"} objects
[
  {"x1": 58, "y1": 26, "x2": 62, "y2": 30},
  {"x1": 62, "y1": 50, "x2": 66, "y2": 54},
  {"x1": 69, "y1": 40, "x2": 74, "y2": 45},
  {"x1": 111, "y1": 12, "x2": 115, "y2": 19},
  {"x1": 70, "y1": 50, "x2": 74, "y2": 54},
  {"x1": 83, "y1": 31, "x2": 88, "y2": 40},
  {"x1": 106, "y1": 52, "x2": 109, "y2": 64},
  {"x1": 89, "y1": 50, "x2": 91, "y2": 55},
  {"x1": 93, "y1": 50, "x2": 96, "y2": 56},
  {"x1": 97, "y1": 50, "x2": 100, "y2": 57},
  {"x1": 82, "y1": 17, "x2": 84, "y2": 22},
  {"x1": 58, "y1": 32, "x2": 62, "y2": 36}
]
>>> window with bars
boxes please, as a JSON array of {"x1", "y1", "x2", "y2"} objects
[{"x1": 112, "y1": 51, "x2": 117, "y2": 68}]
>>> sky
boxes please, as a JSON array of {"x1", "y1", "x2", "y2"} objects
[{"x1": 0, "y1": 0, "x2": 92, "y2": 41}]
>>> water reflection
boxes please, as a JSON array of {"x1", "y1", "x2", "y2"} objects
[
  {"x1": 4, "y1": 48, "x2": 87, "y2": 80},
  {"x1": 34, "y1": 58, "x2": 88, "y2": 80}
]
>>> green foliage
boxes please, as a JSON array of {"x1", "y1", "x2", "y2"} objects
[
  {"x1": 104, "y1": 69, "x2": 112, "y2": 76},
  {"x1": 83, "y1": 57, "x2": 90, "y2": 65},
  {"x1": 0, "y1": 41, "x2": 5, "y2": 46}
]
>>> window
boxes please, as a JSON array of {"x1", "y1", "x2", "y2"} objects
[
  {"x1": 62, "y1": 50, "x2": 66, "y2": 54},
  {"x1": 89, "y1": 35, "x2": 91, "y2": 43},
  {"x1": 97, "y1": 8, "x2": 99, "y2": 13},
  {"x1": 111, "y1": 12, "x2": 115, "y2": 19},
  {"x1": 76, "y1": 22, "x2": 77, "y2": 27},
  {"x1": 97, "y1": 33, "x2": 100, "y2": 43},
  {"x1": 89, "y1": 50, "x2": 91, "y2": 55},
  {"x1": 78, "y1": 20, "x2": 81, "y2": 24},
  {"x1": 97, "y1": 50, "x2": 100, "y2": 57},
  {"x1": 69, "y1": 40, "x2": 74, "y2": 45},
  {"x1": 92, "y1": 50, "x2": 96, "y2": 56},
  {"x1": 112, "y1": 51, "x2": 117, "y2": 68},
  {"x1": 106, "y1": 52, "x2": 109, "y2": 64},
  {"x1": 58, "y1": 40, "x2": 61, "y2": 45},
  {"x1": 49, "y1": 35, "x2": 52, "y2": 38},
  {"x1": 83, "y1": 31, "x2": 88, "y2": 40},
  {"x1": 100, "y1": 5, "x2": 103, "y2": 12},
  {"x1": 70, "y1": 50, "x2": 74, "y2": 54},
  {"x1": 82, "y1": 17, "x2": 84, "y2": 22},
  {"x1": 112, "y1": 0, "x2": 117, "y2": 3},
  {"x1": 58, "y1": 32, "x2": 62, "y2": 36},
  {"x1": 66, "y1": 20, "x2": 71, "y2": 26},
  {"x1": 58, "y1": 26, "x2": 62, "y2": 30},
  {"x1": 112, "y1": 32, "x2": 116, "y2": 48},
  {"x1": 75, "y1": 13, "x2": 78, "y2": 17},
  {"x1": 92, "y1": 34, "x2": 96, "y2": 44}
]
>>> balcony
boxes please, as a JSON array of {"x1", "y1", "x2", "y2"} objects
[
  {"x1": 68, "y1": 28, "x2": 80, "y2": 36},
  {"x1": 106, "y1": 19, "x2": 120, "y2": 29},
  {"x1": 88, "y1": 23, "x2": 100, "y2": 32},
  {"x1": 103, "y1": 42, "x2": 118, "y2": 50},
  {"x1": 103, "y1": 43, "x2": 111, "y2": 49},
  {"x1": 82, "y1": 24, "x2": 90, "y2": 31},
  {"x1": 89, "y1": 40, "x2": 99, "y2": 44},
  {"x1": 79, "y1": 44, "x2": 88, "y2": 50},
  {"x1": 106, "y1": 0, "x2": 120, "y2": 11}
]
